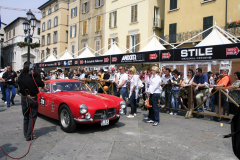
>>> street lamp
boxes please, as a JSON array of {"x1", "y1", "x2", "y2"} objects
[{"x1": 22, "y1": 9, "x2": 37, "y2": 63}]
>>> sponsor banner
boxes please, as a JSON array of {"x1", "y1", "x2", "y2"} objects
[
  {"x1": 172, "y1": 43, "x2": 240, "y2": 61},
  {"x1": 77, "y1": 55, "x2": 111, "y2": 66},
  {"x1": 37, "y1": 61, "x2": 58, "y2": 68},
  {"x1": 160, "y1": 49, "x2": 174, "y2": 61},
  {"x1": 111, "y1": 51, "x2": 159, "y2": 64}
]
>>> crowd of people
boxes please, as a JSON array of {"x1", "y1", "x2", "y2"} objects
[{"x1": 0, "y1": 63, "x2": 239, "y2": 126}]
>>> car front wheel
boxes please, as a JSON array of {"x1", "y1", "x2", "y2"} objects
[{"x1": 59, "y1": 104, "x2": 76, "y2": 133}]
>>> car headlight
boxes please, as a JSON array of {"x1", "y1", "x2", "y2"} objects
[
  {"x1": 79, "y1": 104, "x2": 87, "y2": 114},
  {"x1": 120, "y1": 101, "x2": 126, "y2": 109},
  {"x1": 85, "y1": 113, "x2": 91, "y2": 119}
]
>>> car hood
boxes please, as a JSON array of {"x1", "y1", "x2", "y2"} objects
[{"x1": 55, "y1": 91, "x2": 119, "y2": 108}]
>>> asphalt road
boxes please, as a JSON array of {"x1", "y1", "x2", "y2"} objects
[{"x1": 0, "y1": 95, "x2": 237, "y2": 160}]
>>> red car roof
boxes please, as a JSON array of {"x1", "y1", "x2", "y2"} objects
[{"x1": 44, "y1": 79, "x2": 82, "y2": 83}]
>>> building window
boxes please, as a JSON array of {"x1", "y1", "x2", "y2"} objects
[
  {"x1": 71, "y1": 7, "x2": 77, "y2": 18},
  {"x1": 53, "y1": 48, "x2": 57, "y2": 58},
  {"x1": 9, "y1": 31, "x2": 11, "y2": 39},
  {"x1": 70, "y1": 24, "x2": 76, "y2": 38},
  {"x1": 47, "y1": 34, "x2": 51, "y2": 45},
  {"x1": 131, "y1": 5, "x2": 138, "y2": 23},
  {"x1": 131, "y1": 35, "x2": 137, "y2": 52},
  {"x1": 82, "y1": 1, "x2": 89, "y2": 14},
  {"x1": 54, "y1": 4, "x2": 59, "y2": 11},
  {"x1": 41, "y1": 36, "x2": 45, "y2": 46},
  {"x1": 46, "y1": 49, "x2": 50, "y2": 58},
  {"x1": 42, "y1": 22, "x2": 45, "y2": 31},
  {"x1": 111, "y1": 38, "x2": 116, "y2": 46},
  {"x1": 6, "y1": 33, "x2": 8, "y2": 40},
  {"x1": 53, "y1": 31, "x2": 58, "y2": 43},
  {"x1": 203, "y1": 16, "x2": 213, "y2": 39},
  {"x1": 66, "y1": 31, "x2": 68, "y2": 42},
  {"x1": 67, "y1": 15, "x2": 69, "y2": 25},
  {"x1": 96, "y1": 16, "x2": 101, "y2": 31},
  {"x1": 154, "y1": 7, "x2": 159, "y2": 27},
  {"x1": 83, "y1": 21, "x2": 87, "y2": 35},
  {"x1": 13, "y1": 28, "x2": 15, "y2": 37},
  {"x1": 37, "y1": 28, "x2": 40, "y2": 35},
  {"x1": 54, "y1": 16, "x2": 58, "y2": 27},
  {"x1": 95, "y1": 0, "x2": 104, "y2": 8},
  {"x1": 109, "y1": 11, "x2": 117, "y2": 28},
  {"x1": 42, "y1": 11, "x2": 46, "y2": 18},
  {"x1": 169, "y1": 23, "x2": 177, "y2": 43},
  {"x1": 82, "y1": 42, "x2": 87, "y2": 52},
  {"x1": 48, "y1": 8, "x2": 52, "y2": 15},
  {"x1": 71, "y1": 43, "x2": 75, "y2": 58},
  {"x1": 47, "y1": 20, "x2": 51, "y2": 29},
  {"x1": 170, "y1": 0, "x2": 177, "y2": 10},
  {"x1": 95, "y1": 40, "x2": 100, "y2": 55},
  {"x1": 41, "y1": 51, "x2": 44, "y2": 62}
]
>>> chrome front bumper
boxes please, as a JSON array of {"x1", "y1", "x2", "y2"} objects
[{"x1": 74, "y1": 114, "x2": 120, "y2": 122}]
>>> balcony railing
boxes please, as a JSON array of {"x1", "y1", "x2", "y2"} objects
[
  {"x1": 2, "y1": 35, "x2": 40, "y2": 48},
  {"x1": 160, "y1": 26, "x2": 240, "y2": 44}
]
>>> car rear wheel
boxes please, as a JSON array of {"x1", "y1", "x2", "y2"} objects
[
  {"x1": 110, "y1": 117, "x2": 120, "y2": 125},
  {"x1": 59, "y1": 104, "x2": 76, "y2": 133}
]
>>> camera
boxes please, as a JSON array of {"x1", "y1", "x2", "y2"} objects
[{"x1": 29, "y1": 63, "x2": 40, "y2": 75}]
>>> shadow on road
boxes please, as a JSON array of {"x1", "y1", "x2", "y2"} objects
[
  {"x1": 0, "y1": 143, "x2": 18, "y2": 159},
  {"x1": 34, "y1": 126, "x2": 57, "y2": 138}
]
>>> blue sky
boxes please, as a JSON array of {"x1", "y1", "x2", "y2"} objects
[{"x1": 1, "y1": 0, "x2": 48, "y2": 25}]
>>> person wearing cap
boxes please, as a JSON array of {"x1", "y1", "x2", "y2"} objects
[
  {"x1": 192, "y1": 68, "x2": 209, "y2": 118},
  {"x1": 209, "y1": 67, "x2": 230, "y2": 122},
  {"x1": 57, "y1": 69, "x2": 65, "y2": 79},
  {"x1": 0, "y1": 68, "x2": 7, "y2": 103}
]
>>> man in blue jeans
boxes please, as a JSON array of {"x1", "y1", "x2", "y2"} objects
[
  {"x1": 117, "y1": 66, "x2": 128, "y2": 114},
  {"x1": 2, "y1": 65, "x2": 17, "y2": 107}
]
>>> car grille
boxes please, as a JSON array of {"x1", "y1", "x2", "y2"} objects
[{"x1": 94, "y1": 108, "x2": 116, "y2": 120}]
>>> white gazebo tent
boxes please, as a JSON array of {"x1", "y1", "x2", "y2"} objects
[
  {"x1": 139, "y1": 36, "x2": 166, "y2": 52},
  {"x1": 44, "y1": 53, "x2": 57, "y2": 62},
  {"x1": 196, "y1": 28, "x2": 232, "y2": 47},
  {"x1": 58, "y1": 49, "x2": 73, "y2": 60},
  {"x1": 102, "y1": 43, "x2": 124, "y2": 56},
  {"x1": 77, "y1": 48, "x2": 95, "y2": 58}
]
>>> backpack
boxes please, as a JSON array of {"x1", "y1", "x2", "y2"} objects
[{"x1": 223, "y1": 107, "x2": 240, "y2": 159}]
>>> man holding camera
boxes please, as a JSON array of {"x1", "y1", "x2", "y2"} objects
[
  {"x1": 2, "y1": 65, "x2": 17, "y2": 107},
  {"x1": 18, "y1": 62, "x2": 44, "y2": 141}
]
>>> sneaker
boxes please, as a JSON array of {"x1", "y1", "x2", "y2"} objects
[
  {"x1": 134, "y1": 113, "x2": 137, "y2": 116},
  {"x1": 12, "y1": 101, "x2": 15, "y2": 105},
  {"x1": 7, "y1": 105, "x2": 10, "y2": 108},
  {"x1": 169, "y1": 112, "x2": 173, "y2": 115},
  {"x1": 127, "y1": 115, "x2": 134, "y2": 118},
  {"x1": 143, "y1": 117, "x2": 149, "y2": 120},
  {"x1": 174, "y1": 113, "x2": 177, "y2": 115},
  {"x1": 146, "y1": 120, "x2": 154, "y2": 123},
  {"x1": 5, "y1": 101, "x2": 7, "y2": 104},
  {"x1": 153, "y1": 122, "x2": 159, "y2": 126}
]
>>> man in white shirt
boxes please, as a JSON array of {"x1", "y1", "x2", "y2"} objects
[
  {"x1": 57, "y1": 69, "x2": 65, "y2": 79},
  {"x1": 0, "y1": 68, "x2": 7, "y2": 102},
  {"x1": 116, "y1": 66, "x2": 128, "y2": 114}
]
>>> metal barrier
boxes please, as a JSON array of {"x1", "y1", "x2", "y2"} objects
[{"x1": 162, "y1": 85, "x2": 240, "y2": 119}]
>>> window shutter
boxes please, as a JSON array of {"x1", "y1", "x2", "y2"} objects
[
  {"x1": 131, "y1": 6, "x2": 134, "y2": 23},
  {"x1": 114, "y1": 11, "x2": 117, "y2": 27},
  {"x1": 109, "y1": 13, "x2": 112, "y2": 28},
  {"x1": 126, "y1": 35, "x2": 130, "y2": 53},
  {"x1": 83, "y1": 21, "x2": 87, "y2": 34},
  {"x1": 108, "y1": 38, "x2": 111, "y2": 49},
  {"x1": 87, "y1": 2, "x2": 89, "y2": 12},
  {"x1": 56, "y1": 32, "x2": 58, "y2": 43},
  {"x1": 170, "y1": 0, "x2": 177, "y2": 10},
  {"x1": 82, "y1": 3, "x2": 84, "y2": 13},
  {"x1": 134, "y1": 5, "x2": 137, "y2": 22},
  {"x1": 50, "y1": 20, "x2": 51, "y2": 28},
  {"x1": 116, "y1": 37, "x2": 118, "y2": 46},
  {"x1": 95, "y1": 0, "x2": 97, "y2": 8},
  {"x1": 74, "y1": 24, "x2": 76, "y2": 37},
  {"x1": 203, "y1": 16, "x2": 213, "y2": 38},
  {"x1": 70, "y1": 26, "x2": 72, "y2": 38},
  {"x1": 136, "y1": 34, "x2": 140, "y2": 52},
  {"x1": 169, "y1": 23, "x2": 177, "y2": 43},
  {"x1": 174, "y1": 0, "x2": 177, "y2": 9},
  {"x1": 100, "y1": 0, "x2": 103, "y2": 6},
  {"x1": 97, "y1": 16, "x2": 101, "y2": 31},
  {"x1": 75, "y1": 7, "x2": 77, "y2": 17},
  {"x1": 56, "y1": 16, "x2": 58, "y2": 26},
  {"x1": 71, "y1": 8, "x2": 73, "y2": 18}
]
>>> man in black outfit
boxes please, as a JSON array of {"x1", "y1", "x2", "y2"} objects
[{"x1": 18, "y1": 62, "x2": 44, "y2": 141}]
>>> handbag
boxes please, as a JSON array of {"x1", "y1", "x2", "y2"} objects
[
  {"x1": 177, "y1": 77, "x2": 193, "y2": 99},
  {"x1": 144, "y1": 98, "x2": 152, "y2": 108}
]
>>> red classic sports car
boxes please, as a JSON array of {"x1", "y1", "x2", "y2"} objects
[{"x1": 38, "y1": 79, "x2": 126, "y2": 132}]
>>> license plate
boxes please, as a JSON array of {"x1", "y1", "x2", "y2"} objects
[{"x1": 101, "y1": 119, "x2": 109, "y2": 126}]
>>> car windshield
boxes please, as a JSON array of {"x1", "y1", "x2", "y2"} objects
[{"x1": 52, "y1": 82, "x2": 88, "y2": 93}]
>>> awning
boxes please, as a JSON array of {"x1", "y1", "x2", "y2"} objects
[
  {"x1": 44, "y1": 54, "x2": 57, "y2": 62},
  {"x1": 139, "y1": 37, "x2": 166, "y2": 52},
  {"x1": 103, "y1": 44, "x2": 124, "y2": 55},
  {"x1": 58, "y1": 49, "x2": 73, "y2": 60},
  {"x1": 196, "y1": 28, "x2": 232, "y2": 47},
  {"x1": 77, "y1": 48, "x2": 95, "y2": 58}
]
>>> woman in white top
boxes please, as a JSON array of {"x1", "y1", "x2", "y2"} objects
[
  {"x1": 127, "y1": 67, "x2": 139, "y2": 118},
  {"x1": 146, "y1": 66, "x2": 161, "y2": 126},
  {"x1": 180, "y1": 69, "x2": 194, "y2": 109}
]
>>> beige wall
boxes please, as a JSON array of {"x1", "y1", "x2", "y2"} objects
[{"x1": 104, "y1": 0, "x2": 164, "y2": 53}]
